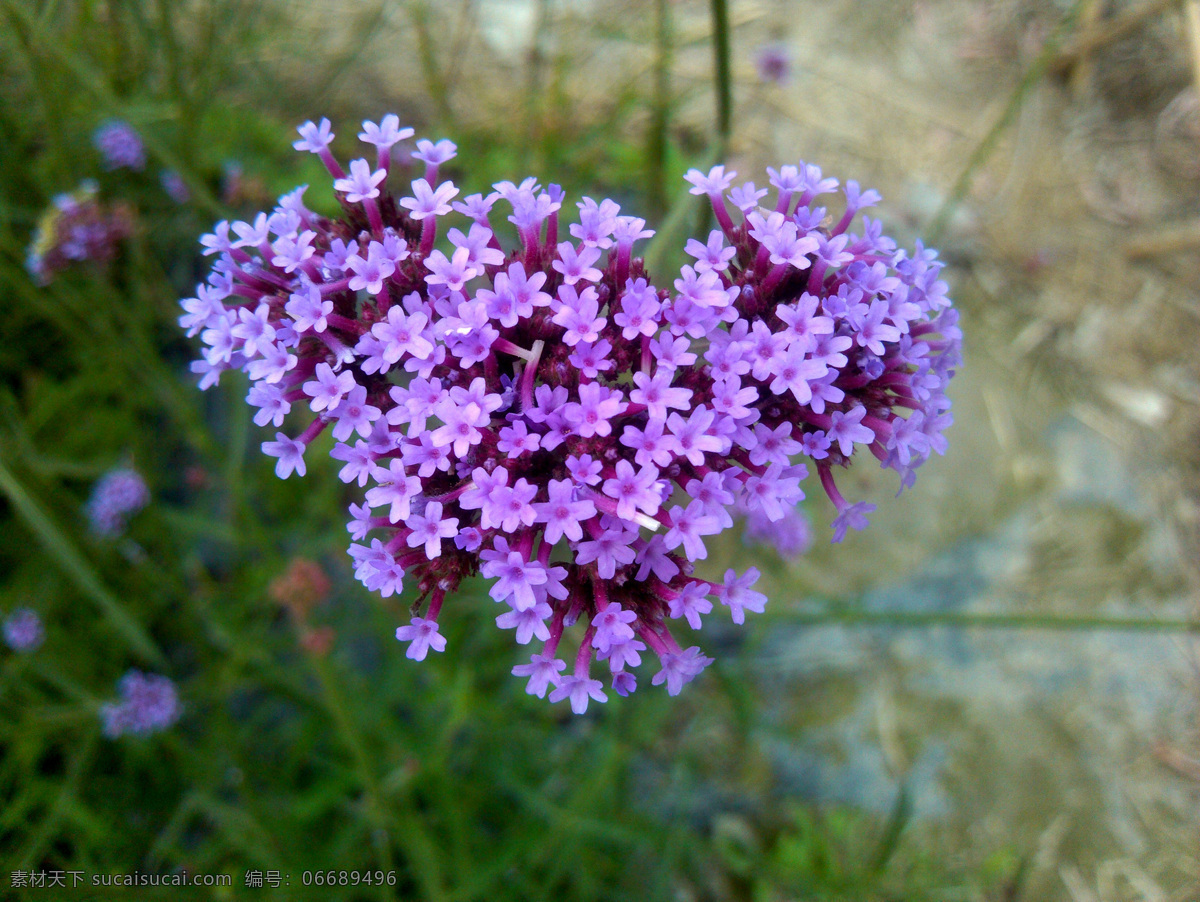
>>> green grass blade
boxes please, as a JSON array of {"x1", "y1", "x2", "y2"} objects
[{"x1": 0, "y1": 458, "x2": 165, "y2": 666}]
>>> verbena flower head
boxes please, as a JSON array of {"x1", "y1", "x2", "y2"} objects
[
  {"x1": 85, "y1": 466, "x2": 150, "y2": 537},
  {"x1": 3, "y1": 608, "x2": 44, "y2": 653},
  {"x1": 179, "y1": 116, "x2": 960, "y2": 713},
  {"x1": 100, "y1": 670, "x2": 180, "y2": 737},
  {"x1": 93, "y1": 118, "x2": 146, "y2": 171},
  {"x1": 25, "y1": 182, "x2": 132, "y2": 286}
]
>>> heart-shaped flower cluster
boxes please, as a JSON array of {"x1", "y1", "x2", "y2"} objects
[{"x1": 179, "y1": 116, "x2": 960, "y2": 712}]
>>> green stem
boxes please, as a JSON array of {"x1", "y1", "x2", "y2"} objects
[
  {"x1": 646, "y1": 0, "x2": 673, "y2": 218},
  {"x1": 709, "y1": 0, "x2": 733, "y2": 152},
  {"x1": 522, "y1": 0, "x2": 553, "y2": 173}
]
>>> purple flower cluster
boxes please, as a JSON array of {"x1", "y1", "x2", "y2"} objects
[
  {"x1": 25, "y1": 182, "x2": 132, "y2": 286},
  {"x1": 93, "y1": 119, "x2": 146, "y2": 171},
  {"x1": 85, "y1": 466, "x2": 150, "y2": 537},
  {"x1": 100, "y1": 670, "x2": 180, "y2": 738},
  {"x1": 179, "y1": 116, "x2": 960, "y2": 713},
  {"x1": 3, "y1": 608, "x2": 44, "y2": 653}
]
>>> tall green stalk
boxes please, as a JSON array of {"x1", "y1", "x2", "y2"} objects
[
  {"x1": 646, "y1": 0, "x2": 673, "y2": 218},
  {"x1": 710, "y1": 0, "x2": 733, "y2": 153}
]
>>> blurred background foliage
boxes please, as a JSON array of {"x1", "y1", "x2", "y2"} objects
[{"x1": 1, "y1": 0, "x2": 1198, "y2": 900}]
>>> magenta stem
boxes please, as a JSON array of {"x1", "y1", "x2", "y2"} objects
[
  {"x1": 318, "y1": 149, "x2": 345, "y2": 181},
  {"x1": 574, "y1": 627, "x2": 596, "y2": 676},
  {"x1": 710, "y1": 193, "x2": 736, "y2": 238},
  {"x1": 419, "y1": 217, "x2": 437, "y2": 258},
  {"x1": 364, "y1": 197, "x2": 383, "y2": 235},
  {"x1": 426, "y1": 588, "x2": 446, "y2": 621}
]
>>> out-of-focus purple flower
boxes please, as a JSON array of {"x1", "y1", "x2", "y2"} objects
[
  {"x1": 100, "y1": 671, "x2": 180, "y2": 737},
  {"x1": 3, "y1": 609, "x2": 44, "y2": 653},
  {"x1": 160, "y1": 170, "x2": 190, "y2": 203},
  {"x1": 93, "y1": 119, "x2": 146, "y2": 171},
  {"x1": 755, "y1": 42, "x2": 793, "y2": 85},
  {"x1": 25, "y1": 183, "x2": 132, "y2": 286},
  {"x1": 177, "y1": 114, "x2": 960, "y2": 713},
  {"x1": 85, "y1": 467, "x2": 150, "y2": 537},
  {"x1": 744, "y1": 504, "x2": 812, "y2": 557}
]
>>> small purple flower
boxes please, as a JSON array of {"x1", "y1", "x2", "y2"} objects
[
  {"x1": 602, "y1": 460, "x2": 663, "y2": 522},
  {"x1": 566, "y1": 455, "x2": 603, "y2": 486},
  {"x1": 160, "y1": 170, "x2": 190, "y2": 203},
  {"x1": 548, "y1": 673, "x2": 607, "y2": 714},
  {"x1": 359, "y1": 114, "x2": 414, "y2": 150},
  {"x1": 512, "y1": 653, "x2": 566, "y2": 698},
  {"x1": 294, "y1": 118, "x2": 335, "y2": 153},
  {"x1": 651, "y1": 646, "x2": 714, "y2": 695},
  {"x1": 335, "y1": 159, "x2": 387, "y2": 203},
  {"x1": 551, "y1": 286, "x2": 605, "y2": 346},
  {"x1": 93, "y1": 119, "x2": 145, "y2": 171},
  {"x1": 728, "y1": 182, "x2": 768, "y2": 213},
  {"x1": 826, "y1": 405, "x2": 875, "y2": 456},
  {"x1": 685, "y1": 165, "x2": 737, "y2": 196},
  {"x1": 667, "y1": 583, "x2": 712, "y2": 630},
  {"x1": 719, "y1": 568, "x2": 768, "y2": 625},
  {"x1": 3, "y1": 609, "x2": 44, "y2": 652},
  {"x1": 686, "y1": 231, "x2": 737, "y2": 273},
  {"x1": 591, "y1": 601, "x2": 637, "y2": 652},
  {"x1": 303, "y1": 362, "x2": 357, "y2": 413},
  {"x1": 575, "y1": 526, "x2": 638, "y2": 579},
  {"x1": 831, "y1": 501, "x2": 876, "y2": 543},
  {"x1": 534, "y1": 480, "x2": 596, "y2": 543},
  {"x1": 27, "y1": 183, "x2": 131, "y2": 285},
  {"x1": 497, "y1": 601, "x2": 552, "y2": 645},
  {"x1": 365, "y1": 460, "x2": 422, "y2": 522},
  {"x1": 755, "y1": 42, "x2": 792, "y2": 84},
  {"x1": 400, "y1": 179, "x2": 459, "y2": 220},
  {"x1": 85, "y1": 467, "x2": 150, "y2": 537},
  {"x1": 347, "y1": 244, "x2": 396, "y2": 295},
  {"x1": 564, "y1": 382, "x2": 623, "y2": 438},
  {"x1": 663, "y1": 501, "x2": 722, "y2": 561},
  {"x1": 262, "y1": 433, "x2": 307, "y2": 479},
  {"x1": 745, "y1": 504, "x2": 812, "y2": 556},
  {"x1": 630, "y1": 370, "x2": 692, "y2": 421},
  {"x1": 481, "y1": 544, "x2": 548, "y2": 611},
  {"x1": 395, "y1": 616, "x2": 447, "y2": 661},
  {"x1": 101, "y1": 671, "x2": 180, "y2": 738},
  {"x1": 424, "y1": 246, "x2": 479, "y2": 292},
  {"x1": 551, "y1": 242, "x2": 603, "y2": 286},
  {"x1": 412, "y1": 138, "x2": 457, "y2": 167}
]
